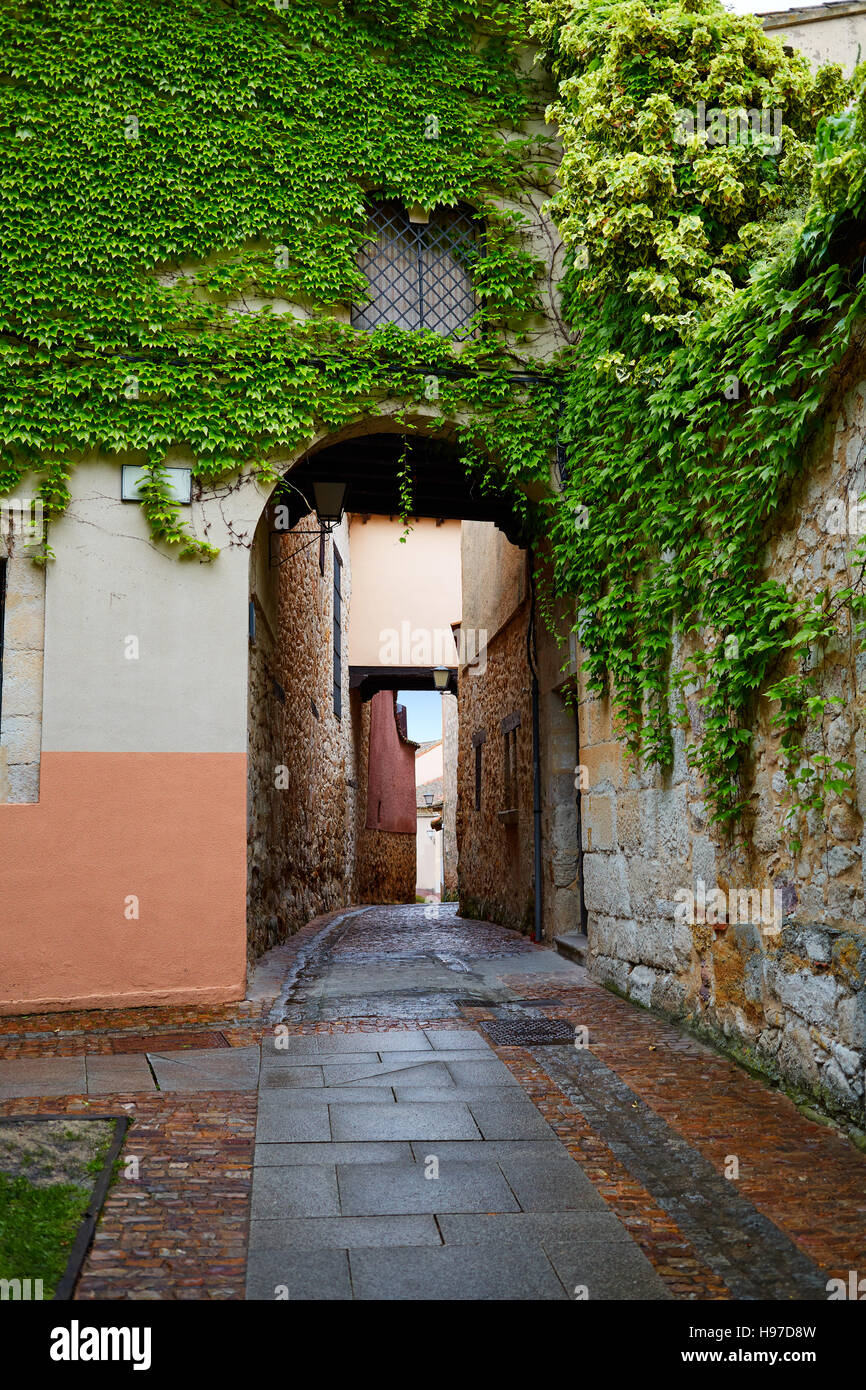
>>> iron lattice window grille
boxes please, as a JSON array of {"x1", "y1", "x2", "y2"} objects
[{"x1": 352, "y1": 200, "x2": 481, "y2": 338}]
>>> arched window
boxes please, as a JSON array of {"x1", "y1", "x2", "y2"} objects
[{"x1": 352, "y1": 200, "x2": 480, "y2": 337}]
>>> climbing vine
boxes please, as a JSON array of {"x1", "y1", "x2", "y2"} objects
[
  {"x1": 0, "y1": 0, "x2": 556, "y2": 554},
  {"x1": 534, "y1": 0, "x2": 866, "y2": 837},
  {"x1": 3, "y1": 0, "x2": 866, "y2": 845}
]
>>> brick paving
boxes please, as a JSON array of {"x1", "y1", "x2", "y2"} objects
[{"x1": 0, "y1": 902, "x2": 864, "y2": 1299}]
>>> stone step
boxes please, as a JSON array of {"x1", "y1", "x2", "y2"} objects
[{"x1": 554, "y1": 932, "x2": 588, "y2": 966}]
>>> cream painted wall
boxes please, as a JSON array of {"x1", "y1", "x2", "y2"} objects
[
  {"x1": 347, "y1": 516, "x2": 462, "y2": 668},
  {"x1": 416, "y1": 740, "x2": 444, "y2": 787},
  {"x1": 39, "y1": 458, "x2": 268, "y2": 754},
  {"x1": 416, "y1": 812, "x2": 442, "y2": 896},
  {"x1": 460, "y1": 521, "x2": 527, "y2": 655},
  {"x1": 763, "y1": 5, "x2": 866, "y2": 75}
]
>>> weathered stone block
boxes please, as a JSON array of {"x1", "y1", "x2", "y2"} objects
[
  {"x1": 0, "y1": 650, "x2": 44, "y2": 716},
  {"x1": 613, "y1": 918, "x2": 639, "y2": 963},
  {"x1": 582, "y1": 793, "x2": 614, "y2": 853},
  {"x1": 627, "y1": 964, "x2": 656, "y2": 1007},
  {"x1": 657, "y1": 784, "x2": 689, "y2": 863},
  {"x1": 821, "y1": 1056, "x2": 857, "y2": 1104},
  {"x1": 588, "y1": 914, "x2": 617, "y2": 957},
  {"x1": 827, "y1": 845, "x2": 858, "y2": 878},
  {"x1": 591, "y1": 952, "x2": 630, "y2": 994},
  {"x1": 672, "y1": 918, "x2": 694, "y2": 967},
  {"x1": 6, "y1": 762, "x2": 40, "y2": 804},
  {"x1": 626, "y1": 856, "x2": 660, "y2": 917},
  {"x1": 639, "y1": 920, "x2": 677, "y2": 970},
  {"x1": 617, "y1": 791, "x2": 640, "y2": 853},
  {"x1": 582, "y1": 741, "x2": 624, "y2": 791},
  {"x1": 837, "y1": 993, "x2": 866, "y2": 1050},
  {"x1": 775, "y1": 969, "x2": 839, "y2": 1029},
  {"x1": 690, "y1": 834, "x2": 717, "y2": 890},
  {"x1": 777, "y1": 1021, "x2": 821, "y2": 1090},
  {"x1": 652, "y1": 971, "x2": 686, "y2": 1015},
  {"x1": 3, "y1": 592, "x2": 45, "y2": 649},
  {"x1": 0, "y1": 716, "x2": 41, "y2": 765},
  {"x1": 583, "y1": 852, "x2": 630, "y2": 918},
  {"x1": 638, "y1": 788, "x2": 658, "y2": 855}
]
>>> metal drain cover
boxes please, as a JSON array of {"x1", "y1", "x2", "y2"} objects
[
  {"x1": 481, "y1": 1018, "x2": 576, "y2": 1046},
  {"x1": 110, "y1": 1030, "x2": 230, "y2": 1053}
]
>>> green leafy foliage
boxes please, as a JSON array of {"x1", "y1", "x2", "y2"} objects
[
  {"x1": 0, "y1": 0, "x2": 550, "y2": 555},
  {"x1": 541, "y1": 0, "x2": 866, "y2": 832}
]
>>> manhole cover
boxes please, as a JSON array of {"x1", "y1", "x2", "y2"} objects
[
  {"x1": 508, "y1": 997, "x2": 566, "y2": 1009},
  {"x1": 481, "y1": 1018, "x2": 576, "y2": 1046},
  {"x1": 110, "y1": 1031, "x2": 230, "y2": 1053}
]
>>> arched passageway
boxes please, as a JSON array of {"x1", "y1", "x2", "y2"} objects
[{"x1": 246, "y1": 425, "x2": 583, "y2": 967}]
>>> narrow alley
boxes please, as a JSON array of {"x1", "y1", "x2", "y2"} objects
[{"x1": 2, "y1": 903, "x2": 863, "y2": 1303}]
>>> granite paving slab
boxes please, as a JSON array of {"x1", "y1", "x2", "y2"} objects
[
  {"x1": 348, "y1": 1243, "x2": 569, "y2": 1300},
  {"x1": 337, "y1": 1159, "x2": 520, "y2": 1216},
  {"x1": 0, "y1": 1058, "x2": 87, "y2": 1099},
  {"x1": 249, "y1": 1215, "x2": 441, "y2": 1250},
  {"x1": 245, "y1": 1249, "x2": 351, "y2": 1301},
  {"x1": 329, "y1": 1101, "x2": 483, "y2": 1142}
]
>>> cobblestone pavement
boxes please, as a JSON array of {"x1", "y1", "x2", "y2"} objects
[{"x1": 1, "y1": 902, "x2": 864, "y2": 1299}]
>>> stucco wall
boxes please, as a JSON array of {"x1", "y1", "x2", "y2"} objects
[
  {"x1": 348, "y1": 515, "x2": 462, "y2": 669},
  {"x1": 0, "y1": 456, "x2": 258, "y2": 1013},
  {"x1": 762, "y1": 3, "x2": 866, "y2": 76},
  {"x1": 354, "y1": 694, "x2": 416, "y2": 903}
]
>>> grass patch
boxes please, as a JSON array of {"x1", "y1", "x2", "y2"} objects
[{"x1": 0, "y1": 1171, "x2": 90, "y2": 1298}]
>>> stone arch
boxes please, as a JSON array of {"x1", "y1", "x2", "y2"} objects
[{"x1": 243, "y1": 413, "x2": 535, "y2": 964}]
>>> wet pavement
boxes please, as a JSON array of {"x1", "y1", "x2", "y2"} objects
[
  {"x1": 250, "y1": 904, "x2": 665, "y2": 1299},
  {"x1": 2, "y1": 901, "x2": 863, "y2": 1300}
]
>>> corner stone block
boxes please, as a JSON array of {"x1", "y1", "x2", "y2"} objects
[
  {"x1": 582, "y1": 741, "x2": 624, "y2": 792},
  {"x1": 582, "y1": 793, "x2": 614, "y2": 852},
  {"x1": 588, "y1": 914, "x2": 617, "y2": 957},
  {"x1": 0, "y1": 650, "x2": 44, "y2": 717},
  {"x1": 657, "y1": 784, "x2": 690, "y2": 863},
  {"x1": 0, "y1": 715, "x2": 42, "y2": 765},
  {"x1": 591, "y1": 952, "x2": 630, "y2": 995},
  {"x1": 588, "y1": 696, "x2": 612, "y2": 743},
  {"x1": 6, "y1": 762, "x2": 40, "y2": 803},
  {"x1": 583, "y1": 852, "x2": 631, "y2": 918},
  {"x1": 627, "y1": 964, "x2": 657, "y2": 1007}
]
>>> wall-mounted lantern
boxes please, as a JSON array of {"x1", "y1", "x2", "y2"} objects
[
  {"x1": 424, "y1": 791, "x2": 434, "y2": 808},
  {"x1": 121, "y1": 465, "x2": 191, "y2": 505},
  {"x1": 311, "y1": 480, "x2": 348, "y2": 530},
  {"x1": 432, "y1": 666, "x2": 449, "y2": 691}
]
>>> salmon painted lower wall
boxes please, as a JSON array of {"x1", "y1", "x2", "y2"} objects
[{"x1": 0, "y1": 752, "x2": 247, "y2": 1015}]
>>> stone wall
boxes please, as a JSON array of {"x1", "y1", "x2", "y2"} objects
[
  {"x1": 457, "y1": 602, "x2": 535, "y2": 932},
  {"x1": 0, "y1": 527, "x2": 45, "y2": 804},
  {"x1": 442, "y1": 690, "x2": 459, "y2": 895},
  {"x1": 247, "y1": 510, "x2": 357, "y2": 965},
  {"x1": 354, "y1": 696, "x2": 416, "y2": 903},
  {"x1": 578, "y1": 376, "x2": 866, "y2": 1125}
]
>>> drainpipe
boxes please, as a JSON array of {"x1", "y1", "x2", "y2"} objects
[
  {"x1": 574, "y1": 707, "x2": 589, "y2": 935},
  {"x1": 527, "y1": 549, "x2": 543, "y2": 944}
]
